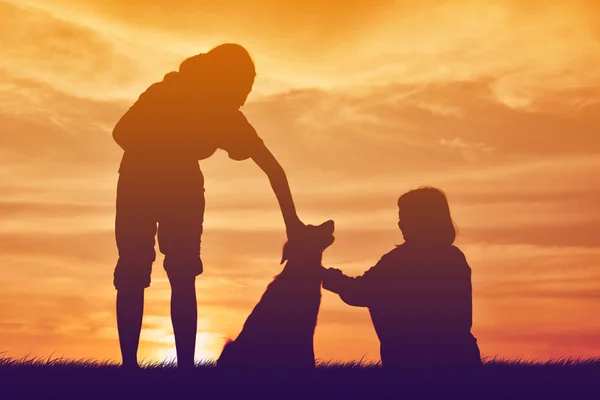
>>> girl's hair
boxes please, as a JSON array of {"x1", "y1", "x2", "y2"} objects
[
  {"x1": 397, "y1": 186, "x2": 457, "y2": 247},
  {"x1": 179, "y1": 43, "x2": 256, "y2": 81}
]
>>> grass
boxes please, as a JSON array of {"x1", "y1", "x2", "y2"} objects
[{"x1": 1, "y1": 355, "x2": 599, "y2": 399}]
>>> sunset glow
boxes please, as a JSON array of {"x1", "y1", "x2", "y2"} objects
[{"x1": 1, "y1": 0, "x2": 599, "y2": 364}]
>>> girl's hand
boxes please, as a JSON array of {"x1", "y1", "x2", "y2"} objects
[
  {"x1": 325, "y1": 268, "x2": 344, "y2": 276},
  {"x1": 322, "y1": 268, "x2": 345, "y2": 292}
]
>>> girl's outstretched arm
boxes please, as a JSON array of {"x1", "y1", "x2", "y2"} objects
[
  {"x1": 322, "y1": 268, "x2": 375, "y2": 307},
  {"x1": 323, "y1": 252, "x2": 394, "y2": 307},
  {"x1": 251, "y1": 143, "x2": 304, "y2": 238}
]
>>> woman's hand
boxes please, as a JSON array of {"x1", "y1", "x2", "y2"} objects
[{"x1": 285, "y1": 217, "x2": 306, "y2": 241}]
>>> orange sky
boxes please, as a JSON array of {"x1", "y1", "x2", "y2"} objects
[{"x1": 1, "y1": 0, "x2": 599, "y2": 363}]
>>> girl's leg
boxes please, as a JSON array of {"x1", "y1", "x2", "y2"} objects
[
  {"x1": 116, "y1": 288, "x2": 145, "y2": 368},
  {"x1": 168, "y1": 275, "x2": 197, "y2": 369}
]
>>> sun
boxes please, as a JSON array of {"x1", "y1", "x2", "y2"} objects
[{"x1": 155, "y1": 332, "x2": 225, "y2": 364}]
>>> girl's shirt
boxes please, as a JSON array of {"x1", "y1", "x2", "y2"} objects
[
  {"x1": 113, "y1": 71, "x2": 263, "y2": 175},
  {"x1": 323, "y1": 243, "x2": 474, "y2": 345}
]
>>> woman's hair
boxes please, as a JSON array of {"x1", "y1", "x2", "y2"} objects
[
  {"x1": 397, "y1": 186, "x2": 457, "y2": 246},
  {"x1": 179, "y1": 43, "x2": 256, "y2": 82},
  {"x1": 178, "y1": 43, "x2": 256, "y2": 107}
]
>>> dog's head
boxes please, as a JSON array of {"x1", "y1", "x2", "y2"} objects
[{"x1": 280, "y1": 220, "x2": 335, "y2": 265}]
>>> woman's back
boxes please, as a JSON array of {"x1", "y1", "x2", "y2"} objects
[
  {"x1": 114, "y1": 72, "x2": 263, "y2": 181},
  {"x1": 113, "y1": 46, "x2": 262, "y2": 178}
]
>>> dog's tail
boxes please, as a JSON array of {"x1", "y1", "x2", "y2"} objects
[{"x1": 216, "y1": 338, "x2": 235, "y2": 366}]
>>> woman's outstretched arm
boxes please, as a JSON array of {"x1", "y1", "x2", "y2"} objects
[{"x1": 251, "y1": 143, "x2": 304, "y2": 238}]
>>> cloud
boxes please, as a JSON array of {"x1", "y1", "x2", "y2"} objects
[
  {"x1": 247, "y1": 82, "x2": 600, "y2": 176},
  {"x1": 0, "y1": 2, "x2": 151, "y2": 101},
  {"x1": 0, "y1": 76, "x2": 123, "y2": 172},
  {"x1": 5, "y1": 0, "x2": 600, "y2": 103},
  {"x1": 440, "y1": 137, "x2": 496, "y2": 163}
]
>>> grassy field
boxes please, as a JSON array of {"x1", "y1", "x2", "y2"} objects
[{"x1": 1, "y1": 356, "x2": 599, "y2": 399}]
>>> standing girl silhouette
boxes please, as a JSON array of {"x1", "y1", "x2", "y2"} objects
[
  {"x1": 112, "y1": 44, "x2": 304, "y2": 369},
  {"x1": 323, "y1": 187, "x2": 481, "y2": 369}
]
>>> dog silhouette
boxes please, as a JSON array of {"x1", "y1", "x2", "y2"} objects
[{"x1": 217, "y1": 220, "x2": 335, "y2": 369}]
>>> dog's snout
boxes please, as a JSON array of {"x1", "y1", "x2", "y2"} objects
[{"x1": 321, "y1": 219, "x2": 335, "y2": 235}]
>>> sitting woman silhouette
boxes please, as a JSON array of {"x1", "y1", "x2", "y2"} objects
[
  {"x1": 112, "y1": 43, "x2": 305, "y2": 369},
  {"x1": 323, "y1": 187, "x2": 481, "y2": 369}
]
